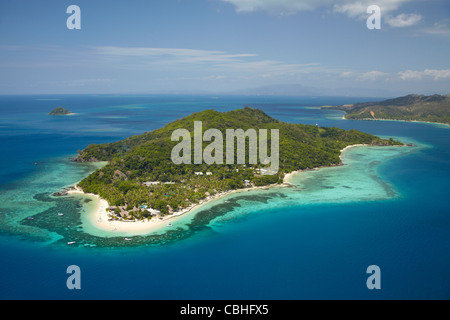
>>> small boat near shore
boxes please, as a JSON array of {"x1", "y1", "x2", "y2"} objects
[
  {"x1": 67, "y1": 241, "x2": 76, "y2": 245},
  {"x1": 58, "y1": 212, "x2": 64, "y2": 216}
]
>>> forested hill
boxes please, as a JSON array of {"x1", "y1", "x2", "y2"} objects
[
  {"x1": 322, "y1": 94, "x2": 450, "y2": 124},
  {"x1": 48, "y1": 107, "x2": 73, "y2": 115},
  {"x1": 73, "y1": 107, "x2": 401, "y2": 218}
]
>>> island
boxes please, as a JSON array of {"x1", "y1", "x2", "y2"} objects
[
  {"x1": 48, "y1": 107, "x2": 73, "y2": 115},
  {"x1": 71, "y1": 107, "x2": 402, "y2": 223},
  {"x1": 322, "y1": 94, "x2": 450, "y2": 125}
]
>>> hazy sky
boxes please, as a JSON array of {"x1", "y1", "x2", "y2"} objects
[{"x1": 0, "y1": 0, "x2": 449, "y2": 96}]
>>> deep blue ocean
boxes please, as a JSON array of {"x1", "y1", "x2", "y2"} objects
[{"x1": 0, "y1": 95, "x2": 449, "y2": 299}]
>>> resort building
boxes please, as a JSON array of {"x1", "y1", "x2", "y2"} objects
[{"x1": 143, "y1": 181, "x2": 160, "y2": 186}]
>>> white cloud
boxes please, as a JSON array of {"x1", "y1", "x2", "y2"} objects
[
  {"x1": 220, "y1": 0, "x2": 334, "y2": 14},
  {"x1": 92, "y1": 46, "x2": 258, "y2": 64},
  {"x1": 201, "y1": 75, "x2": 228, "y2": 80},
  {"x1": 398, "y1": 69, "x2": 450, "y2": 81},
  {"x1": 91, "y1": 46, "x2": 320, "y2": 80},
  {"x1": 340, "y1": 71, "x2": 353, "y2": 77},
  {"x1": 333, "y1": 0, "x2": 412, "y2": 19},
  {"x1": 361, "y1": 70, "x2": 389, "y2": 81},
  {"x1": 424, "y1": 69, "x2": 450, "y2": 80},
  {"x1": 398, "y1": 70, "x2": 423, "y2": 80},
  {"x1": 333, "y1": 1, "x2": 369, "y2": 19},
  {"x1": 221, "y1": 0, "x2": 414, "y2": 18},
  {"x1": 385, "y1": 13, "x2": 422, "y2": 27},
  {"x1": 422, "y1": 22, "x2": 450, "y2": 36}
]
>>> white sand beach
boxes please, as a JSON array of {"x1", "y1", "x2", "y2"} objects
[
  {"x1": 68, "y1": 186, "x2": 201, "y2": 235},
  {"x1": 68, "y1": 184, "x2": 267, "y2": 236},
  {"x1": 339, "y1": 144, "x2": 368, "y2": 160},
  {"x1": 67, "y1": 143, "x2": 369, "y2": 236}
]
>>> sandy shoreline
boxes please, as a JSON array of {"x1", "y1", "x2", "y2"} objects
[
  {"x1": 339, "y1": 144, "x2": 368, "y2": 158},
  {"x1": 67, "y1": 183, "x2": 283, "y2": 236},
  {"x1": 68, "y1": 186, "x2": 206, "y2": 235},
  {"x1": 66, "y1": 143, "x2": 367, "y2": 236}
]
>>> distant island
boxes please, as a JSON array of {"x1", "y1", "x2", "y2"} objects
[
  {"x1": 70, "y1": 107, "x2": 402, "y2": 222},
  {"x1": 322, "y1": 94, "x2": 450, "y2": 125},
  {"x1": 48, "y1": 107, "x2": 73, "y2": 115}
]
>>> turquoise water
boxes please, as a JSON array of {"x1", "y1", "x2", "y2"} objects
[{"x1": 0, "y1": 95, "x2": 449, "y2": 299}]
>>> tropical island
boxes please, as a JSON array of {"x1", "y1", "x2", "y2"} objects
[
  {"x1": 71, "y1": 107, "x2": 402, "y2": 223},
  {"x1": 322, "y1": 94, "x2": 450, "y2": 125},
  {"x1": 48, "y1": 107, "x2": 73, "y2": 115}
]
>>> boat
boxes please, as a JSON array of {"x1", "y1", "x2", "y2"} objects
[
  {"x1": 58, "y1": 212, "x2": 64, "y2": 216},
  {"x1": 27, "y1": 217, "x2": 34, "y2": 220},
  {"x1": 67, "y1": 241, "x2": 76, "y2": 245},
  {"x1": 124, "y1": 238, "x2": 132, "y2": 241},
  {"x1": 167, "y1": 223, "x2": 173, "y2": 227}
]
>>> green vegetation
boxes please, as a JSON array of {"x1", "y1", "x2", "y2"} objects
[
  {"x1": 75, "y1": 107, "x2": 401, "y2": 220},
  {"x1": 48, "y1": 107, "x2": 73, "y2": 115},
  {"x1": 323, "y1": 94, "x2": 450, "y2": 125}
]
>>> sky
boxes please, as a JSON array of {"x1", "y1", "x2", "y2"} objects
[{"x1": 0, "y1": 0, "x2": 449, "y2": 96}]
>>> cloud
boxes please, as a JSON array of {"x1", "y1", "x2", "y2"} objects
[
  {"x1": 361, "y1": 70, "x2": 389, "y2": 81},
  {"x1": 398, "y1": 70, "x2": 423, "y2": 80},
  {"x1": 220, "y1": 0, "x2": 334, "y2": 14},
  {"x1": 221, "y1": 0, "x2": 414, "y2": 18},
  {"x1": 340, "y1": 71, "x2": 353, "y2": 77},
  {"x1": 354, "y1": 69, "x2": 450, "y2": 82},
  {"x1": 332, "y1": 1, "x2": 369, "y2": 19},
  {"x1": 385, "y1": 13, "x2": 422, "y2": 27},
  {"x1": 333, "y1": 0, "x2": 412, "y2": 19},
  {"x1": 90, "y1": 45, "x2": 320, "y2": 81},
  {"x1": 337, "y1": 70, "x2": 391, "y2": 81},
  {"x1": 422, "y1": 22, "x2": 450, "y2": 36},
  {"x1": 92, "y1": 46, "x2": 258, "y2": 64},
  {"x1": 398, "y1": 69, "x2": 450, "y2": 81},
  {"x1": 201, "y1": 75, "x2": 228, "y2": 80}
]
